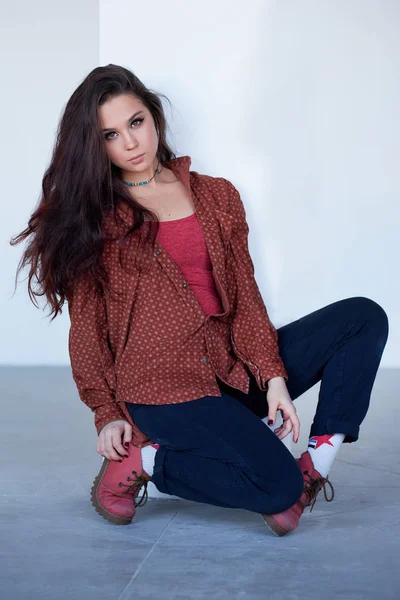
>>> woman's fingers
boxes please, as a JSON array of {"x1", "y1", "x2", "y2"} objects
[
  {"x1": 115, "y1": 438, "x2": 130, "y2": 459},
  {"x1": 276, "y1": 419, "x2": 292, "y2": 440},
  {"x1": 274, "y1": 416, "x2": 300, "y2": 443},
  {"x1": 100, "y1": 448, "x2": 125, "y2": 461},
  {"x1": 292, "y1": 414, "x2": 300, "y2": 443},
  {"x1": 96, "y1": 421, "x2": 133, "y2": 461},
  {"x1": 101, "y1": 434, "x2": 126, "y2": 461}
]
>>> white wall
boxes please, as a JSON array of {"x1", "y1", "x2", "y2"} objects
[
  {"x1": 100, "y1": 0, "x2": 399, "y2": 365},
  {"x1": 2, "y1": 0, "x2": 398, "y2": 366},
  {"x1": 1, "y1": 1, "x2": 99, "y2": 364}
]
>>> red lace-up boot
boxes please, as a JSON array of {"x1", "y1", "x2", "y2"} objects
[
  {"x1": 90, "y1": 443, "x2": 155, "y2": 525},
  {"x1": 262, "y1": 450, "x2": 335, "y2": 536}
]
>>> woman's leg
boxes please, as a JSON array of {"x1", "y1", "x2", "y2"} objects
[
  {"x1": 128, "y1": 395, "x2": 305, "y2": 515},
  {"x1": 209, "y1": 295, "x2": 388, "y2": 446},
  {"x1": 277, "y1": 296, "x2": 389, "y2": 443},
  {"x1": 259, "y1": 295, "x2": 388, "y2": 533},
  {"x1": 128, "y1": 295, "x2": 388, "y2": 515}
]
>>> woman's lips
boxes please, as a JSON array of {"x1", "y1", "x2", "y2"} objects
[{"x1": 128, "y1": 153, "x2": 145, "y2": 163}]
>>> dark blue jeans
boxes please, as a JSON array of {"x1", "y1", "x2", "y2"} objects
[{"x1": 127, "y1": 297, "x2": 389, "y2": 515}]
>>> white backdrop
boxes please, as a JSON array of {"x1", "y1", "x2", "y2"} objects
[
  {"x1": 2, "y1": 0, "x2": 399, "y2": 367},
  {"x1": 1, "y1": 0, "x2": 99, "y2": 364}
]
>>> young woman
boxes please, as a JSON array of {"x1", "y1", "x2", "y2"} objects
[{"x1": 11, "y1": 64, "x2": 389, "y2": 537}]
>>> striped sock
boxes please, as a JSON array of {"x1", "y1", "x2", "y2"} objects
[{"x1": 307, "y1": 433, "x2": 345, "y2": 478}]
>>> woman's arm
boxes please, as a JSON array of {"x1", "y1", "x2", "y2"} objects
[
  {"x1": 67, "y1": 273, "x2": 127, "y2": 434},
  {"x1": 223, "y1": 178, "x2": 288, "y2": 388}
]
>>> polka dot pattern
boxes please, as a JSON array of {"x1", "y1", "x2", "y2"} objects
[{"x1": 67, "y1": 155, "x2": 288, "y2": 444}]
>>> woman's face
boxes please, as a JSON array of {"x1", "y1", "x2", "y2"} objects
[{"x1": 98, "y1": 93, "x2": 159, "y2": 178}]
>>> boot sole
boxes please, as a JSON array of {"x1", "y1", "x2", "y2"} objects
[
  {"x1": 261, "y1": 514, "x2": 289, "y2": 537},
  {"x1": 90, "y1": 459, "x2": 134, "y2": 526}
]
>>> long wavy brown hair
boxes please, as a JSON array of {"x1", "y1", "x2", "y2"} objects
[{"x1": 10, "y1": 64, "x2": 177, "y2": 320}]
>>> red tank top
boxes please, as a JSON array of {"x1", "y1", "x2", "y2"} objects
[{"x1": 155, "y1": 212, "x2": 223, "y2": 315}]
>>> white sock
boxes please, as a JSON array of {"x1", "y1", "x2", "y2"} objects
[
  {"x1": 141, "y1": 443, "x2": 159, "y2": 478},
  {"x1": 307, "y1": 433, "x2": 345, "y2": 478}
]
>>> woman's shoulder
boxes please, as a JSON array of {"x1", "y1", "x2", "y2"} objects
[
  {"x1": 191, "y1": 169, "x2": 237, "y2": 198},
  {"x1": 190, "y1": 170, "x2": 241, "y2": 215},
  {"x1": 168, "y1": 154, "x2": 237, "y2": 197},
  {"x1": 190, "y1": 169, "x2": 231, "y2": 188}
]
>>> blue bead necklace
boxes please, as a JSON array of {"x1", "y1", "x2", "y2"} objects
[{"x1": 122, "y1": 159, "x2": 162, "y2": 187}]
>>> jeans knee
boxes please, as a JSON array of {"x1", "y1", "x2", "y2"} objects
[
  {"x1": 373, "y1": 301, "x2": 389, "y2": 343},
  {"x1": 349, "y1": 296, "x2": 389, "y2": 342}
]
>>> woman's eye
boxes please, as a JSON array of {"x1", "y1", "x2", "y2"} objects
[{"x1": 105, "y1": 118, "x2": 144, "y2": 141}]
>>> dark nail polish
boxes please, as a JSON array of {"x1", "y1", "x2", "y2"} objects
[
  {"x1": 118, "y1": 459, "x2": 122, "y2": 462},
  {"x1": 124, "y1": 442, "x2": 129, "y2": 448},
  {"x1": 268, "y1": 420, "x2": 273, "y2": 425}
]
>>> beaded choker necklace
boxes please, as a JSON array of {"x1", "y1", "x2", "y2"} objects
[{"x1": 122, "y1": 159, "x2": 162, "y2": 187}]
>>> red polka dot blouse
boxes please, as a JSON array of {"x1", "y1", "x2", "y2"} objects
[{"x1": 67, "y1": 155, "x2": 288, "y2": 447}]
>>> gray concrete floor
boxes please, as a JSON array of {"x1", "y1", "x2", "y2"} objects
[{"x1": 1, "y1": 366, "x2": 399, "y2": 600}]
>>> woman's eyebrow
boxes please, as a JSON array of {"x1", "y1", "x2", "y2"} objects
[{"x1": 102, "y1": 111, "x2": 144, "y2": 132}]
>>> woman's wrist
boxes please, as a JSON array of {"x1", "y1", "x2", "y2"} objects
[{"x1": 267, "y1": 376, "x2": 286, "y2": 388}]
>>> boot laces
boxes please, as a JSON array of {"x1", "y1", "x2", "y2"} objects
[
  {"x1": 118, "y1": 469, "x2": 150, "y2": 508},
  {"x1": 300, "y1": 469, "x2": 335, "y2": 513}
]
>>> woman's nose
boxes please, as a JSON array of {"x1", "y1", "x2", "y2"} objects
[{"x1": 122, "y1": 132, "x2": 137, "y2": 150}]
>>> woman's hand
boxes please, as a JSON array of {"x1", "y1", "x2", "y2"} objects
[
  {"x1": 97, "y1": 420, "x2": 133, "y2": 461},
  {"x1": 266, "y1": 378, "x2": 300, "y2": 443}
]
